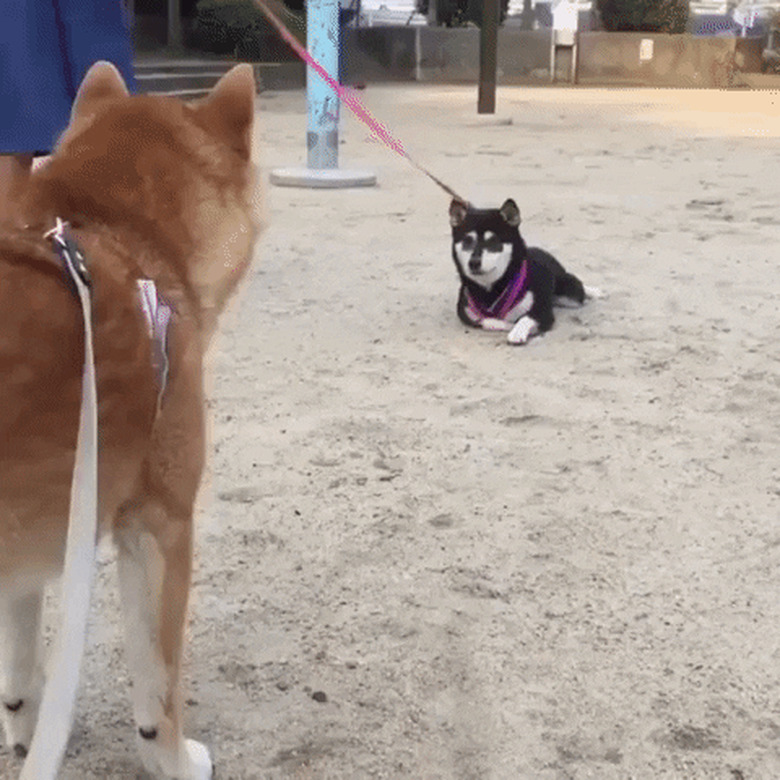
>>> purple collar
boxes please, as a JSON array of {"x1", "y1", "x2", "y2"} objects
[{"x1": 464, "y1": 260, "x2": 529, "y2": 322}]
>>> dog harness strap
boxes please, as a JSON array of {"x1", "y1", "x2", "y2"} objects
[
  {"x1": 495, "y1": 261, "x2": 528, "y2": 320},
  {"x1": 44, "y1": 217, "x2": 92, "y2": 289},
  {"x1": 46, "y1": 221, "x2": 171, "y2": 407},
  {"x1": 463, "y1": 288, "x2": 487, "y2": 324},
  {"x1": 136, "y1": 279, "x2": 172, "y2": 406},
  {"x1": 464, "y1": 260, "x2": 529, "y2": 323}
]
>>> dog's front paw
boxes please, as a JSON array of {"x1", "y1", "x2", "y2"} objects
[
  {"x1": 137, "y1": 734, "x2": 213, "y2": 780},
  {"x1": 183, "y1": 739, "x2": 213, "y2": 780},
  {"x1": 481, "y1": 317, "x2": 511, "y2": 332},
  {"x1": 1, "y1": 695, "x2": 40, "y2": 757},
  {"x1": 507, "y1": 317, "x2": 539, "y2": 345}
]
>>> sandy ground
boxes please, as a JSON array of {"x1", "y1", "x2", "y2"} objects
[{"x1": 3, "y1": 84, "x2": 780, "y2": 779}]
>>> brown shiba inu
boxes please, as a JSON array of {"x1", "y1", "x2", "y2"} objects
[{"x1": 0, "y1": 61, "x2": 262, "y2": 778}]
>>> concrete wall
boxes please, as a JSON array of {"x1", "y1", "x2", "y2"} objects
[
  {"x1": 341, "y1": 27, "x2": 420, "y2": 81},
  {"x1": 342, "y1": 27, "x2": 763, "y2": 87},
  {"x1": 342, "y1": 27, "x2": 553, "y2": 84},
  {"x1": 577, "y1": 32, "x2": 763, "y2": 88},
  {"x1": 135, "y1": 16, "x2": 763, "y2": 90}
]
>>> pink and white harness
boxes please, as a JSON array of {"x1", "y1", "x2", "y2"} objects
[
  {"x1": 136, "y1": 279, "x2": 172, "y2": 404},
  {"x1": 463, "y1": 260, "x2": 529, "y2": 323},
  {"x1": 47, "y1": 219, "x2": 172, "y2": 406}
]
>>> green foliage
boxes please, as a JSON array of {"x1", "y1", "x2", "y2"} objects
[
  {"x1": 596, "y1": 0, "x2": 689, "y2": 33},
  {"x1": 192, "y1": 0, "x2": 305, "y2": 59}
]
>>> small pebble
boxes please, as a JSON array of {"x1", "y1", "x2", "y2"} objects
[{"x1": 311, "y1": 691, "x2": 328, "y2": 703}]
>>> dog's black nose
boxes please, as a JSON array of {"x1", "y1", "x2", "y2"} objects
[{"x1": 468, "y1": 256, "x2": 482, "y2": 273}]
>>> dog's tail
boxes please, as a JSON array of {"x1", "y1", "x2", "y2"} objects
[{"x1": 20, "y1": 227, "x2": 99, "y2": 780}]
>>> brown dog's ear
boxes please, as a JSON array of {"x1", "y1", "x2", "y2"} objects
[
  {"x1": 449, "y1": 199, "x2": 468, "y2": 227},
  {"x1": 499, "y1": 199, "x2": 521, "y2": 227},
  {"x1": 195, "y1": 64, "x2": 256, "y2": 160},
  {"x1": 70, "y1": 61, "x2": 129, "y2": 124}
]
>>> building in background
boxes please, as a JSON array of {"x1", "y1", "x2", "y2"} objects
[{"x1": 130, "y1": 0, "x2": 775, "y2": 49}]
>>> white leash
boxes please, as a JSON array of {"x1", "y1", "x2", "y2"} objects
[{"x1": 20, "y1": 220, "x2": 99, "y2": 780}]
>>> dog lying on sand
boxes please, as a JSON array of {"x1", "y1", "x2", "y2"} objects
[{"x1": 450, "y1": 198, "x2": 601, "y2": 344}]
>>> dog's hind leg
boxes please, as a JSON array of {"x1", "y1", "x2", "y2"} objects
[
  {"x1": 0, "y1": 587, "x2": 44, "y2": 757},
  {"x1": 584, "y1": 285, "x2": 605, "y2": 299},
  {"x1": 553, "y1": 272, "x2": 585, "y2": 306},
  {"x1": 116, "y1": 506, "x2": 212, "y2": 780}
]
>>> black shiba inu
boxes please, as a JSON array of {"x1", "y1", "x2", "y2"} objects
[{"x1": 450, "y1": 198, "x2": 601, "y2": 344}]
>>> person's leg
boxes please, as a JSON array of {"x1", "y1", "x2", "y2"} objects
[{"x1": 0, "y1": 154, "x2": 33, "y2": 223}]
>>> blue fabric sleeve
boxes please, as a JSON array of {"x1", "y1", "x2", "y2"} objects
[{"x1": 0, "y1": 0, "x2": 135, "y2": 154}]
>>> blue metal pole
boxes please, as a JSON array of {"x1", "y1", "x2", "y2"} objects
[{"x1": 307, "y1": 0, "x2": 340, "y2": 170}]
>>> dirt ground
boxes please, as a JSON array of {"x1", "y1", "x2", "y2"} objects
[{"x1": 3, "y1": 84, "x2": 780, "y2": 779}]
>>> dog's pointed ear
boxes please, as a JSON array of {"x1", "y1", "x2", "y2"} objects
[
  {"x1": 449, "y1": 199, "x2": 468, "y2": 227},
  {"x1": 499, "y1": 199, "x2": 521, "y2": 227},
  {"x1": 194, "y1": 64, "x2": 256, "y2": 160},
  {"x1": 70, "y1": 61, "x2": 129, "y2": 123}
]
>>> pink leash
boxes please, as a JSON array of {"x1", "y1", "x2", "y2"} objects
[{"x1": 252, "y1": 0, "x2": 468, "y2": 205}]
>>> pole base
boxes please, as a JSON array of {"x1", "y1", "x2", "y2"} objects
[
  {"x1": 462, "y1": 115, "x2": 513, "y2": 128},
  {"x1": 270, "y1": 167, "x2": 377, "y2": 189}
]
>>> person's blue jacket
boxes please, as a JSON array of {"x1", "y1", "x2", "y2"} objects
[{"x1": 0, "y1": 0, "x2": 135, "y2": 154}]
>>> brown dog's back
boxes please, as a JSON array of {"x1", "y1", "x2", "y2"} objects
[
  {"x1": 0, "y1": 230, "x2": 157, "y2": 574},
  {"x1": 0, "y1": 62, "x2": 259, "y2": 779}
]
